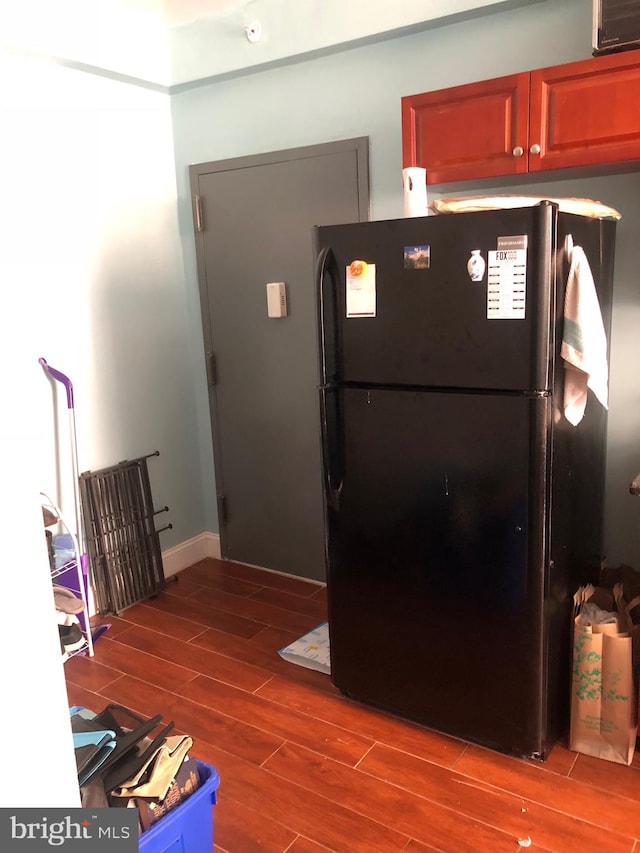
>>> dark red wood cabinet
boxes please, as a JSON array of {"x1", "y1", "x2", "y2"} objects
[{"x1": 402, "y1": 50, "x2": 640, "y2": 184}]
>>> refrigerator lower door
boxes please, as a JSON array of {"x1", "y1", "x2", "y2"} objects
[{"x1": 325, "y1": 387, "x2": 551, "y2": 758}]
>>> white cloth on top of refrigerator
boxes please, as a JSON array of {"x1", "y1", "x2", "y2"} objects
[{"x1": 561, "y1": 245, "x2": 608, "y2": 426}]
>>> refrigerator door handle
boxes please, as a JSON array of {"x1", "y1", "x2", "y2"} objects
[
  {"x1": 315, "y1": 245, "x2": 338, "y2": 386},
  {"x1": 319, "y1": 386, "x2": 343, "y2": 511}
]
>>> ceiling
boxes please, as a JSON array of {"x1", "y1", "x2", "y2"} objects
[
  {"x1": 2, "y1": 1, "x2": 545, "y2": 89},
  {"x1": 147, "y1": 0, "x2": 242, "y2": 27}
]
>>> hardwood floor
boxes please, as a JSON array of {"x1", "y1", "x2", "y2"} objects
[{"x1": 64, "y1": 558, "x2": 640, "y2": 852}]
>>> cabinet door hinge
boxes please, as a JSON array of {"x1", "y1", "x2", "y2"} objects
[
  {"x1": 217, "y1": 494, "x2": 228, "y2": 525},
  {"x1": 207, "y1": 352, "x2": 217, "y2": 386},
  {"x1": 193, "y1": 195, "x2": 204, "y2": 232}
]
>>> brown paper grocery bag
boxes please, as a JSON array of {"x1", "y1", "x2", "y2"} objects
[{"x1": 570, "y1": 618, "x2": 636, "y2": 765}]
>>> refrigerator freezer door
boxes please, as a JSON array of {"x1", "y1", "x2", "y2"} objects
[
  {"x1": 316, "y1": 205, "x2": 556, "y2": 392},
  {"x1": 325, "y1": 387, "x2": 550, "y2": 758}
]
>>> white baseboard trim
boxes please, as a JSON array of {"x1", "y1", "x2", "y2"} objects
[{"x1": 162, "y1": 532, "x2": 221, "y2": 577}]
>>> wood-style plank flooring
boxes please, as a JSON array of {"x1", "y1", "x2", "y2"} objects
[{"x1": 64, "y1": 558, "x2": 640, "y2": 852}]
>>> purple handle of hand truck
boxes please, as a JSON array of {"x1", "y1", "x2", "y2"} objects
[{"x1": 39, "y1": 358, "x2": 74, "y2": 409}]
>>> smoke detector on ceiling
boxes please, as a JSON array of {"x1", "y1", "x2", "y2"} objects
[{"x1": 245, "y1": 20, "x2": 262, "y2": 43}]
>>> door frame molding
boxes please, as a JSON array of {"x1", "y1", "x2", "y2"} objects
[{"x1": 189, "y1": 137, "x2": 370, "y2": 562}]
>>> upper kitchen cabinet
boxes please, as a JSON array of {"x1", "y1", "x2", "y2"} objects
[
  {"x1": 402, "y1": 73, "x2": 530, "y2": 184},
  {"x1": 402, "y1": 50, "x2": 640, "y2": 184},
  {"x1": 530, "y1": 51, "x2": 640, "y2": 173}
]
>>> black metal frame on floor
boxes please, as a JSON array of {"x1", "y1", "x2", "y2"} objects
[{"x1": 80, "y1": 451, "x2": 172, "y2": 615}]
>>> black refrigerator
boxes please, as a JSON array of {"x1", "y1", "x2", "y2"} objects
[{"x1": 314, "y1": 201, "x2": 617, "y2": 759}]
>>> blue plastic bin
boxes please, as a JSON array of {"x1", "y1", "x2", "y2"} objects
[{"x1": 138, "y1": 759, "x2": 219, "y2": 853}]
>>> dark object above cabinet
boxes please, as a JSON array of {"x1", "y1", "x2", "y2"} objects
[
  {"x1": 593, "y1": 0, "x2": 640, "y2": 55},
  {"x1": 402, "y1": 50, "x2": 640, "y2": 184}
]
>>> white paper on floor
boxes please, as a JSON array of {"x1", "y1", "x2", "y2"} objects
[{"x1": 278, "y1": 622, "x2": 330, "y2": 674}]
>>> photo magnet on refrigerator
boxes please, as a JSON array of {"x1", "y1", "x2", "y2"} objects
[{"x1": 404, "y1": 245, "x2": 431, "y2": 269}]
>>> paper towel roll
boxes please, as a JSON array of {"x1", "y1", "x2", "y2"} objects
[{"x1": 402, "y1": 167, "x2": 428, "y2": 217}]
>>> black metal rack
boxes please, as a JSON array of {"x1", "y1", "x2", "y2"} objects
[{"x1": 80, "y1": 452, "x2": 172, "y2": 615}]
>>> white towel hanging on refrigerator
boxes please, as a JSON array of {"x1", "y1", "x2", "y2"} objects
[{"x1": 561, "y1": 245, "x2": 608, "y2": 426}]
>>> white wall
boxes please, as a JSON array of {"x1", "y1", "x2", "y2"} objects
[
  {"x1": 1, "y1": 48, "x2": 204, "y2": 549},
  {"x1": 0, "y1": 378, "x2": 81, "y2": 806},
  {"x1": 0, "y1": 46, "x2": 200, "y2": 804},
  {"x1": 171, "y1": 0, "x2": 640, "y2": 569}
]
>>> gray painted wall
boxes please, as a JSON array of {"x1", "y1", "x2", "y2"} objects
[{"x1": 172, "y1": 0, "x2": 640, "y2": 569}]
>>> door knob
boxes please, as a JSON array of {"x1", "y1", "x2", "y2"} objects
[
  {"x1": 529, "y1": 143, "x2": 541, "y2": 155},
  {"x1": 512, "y1": 146, "x2": 524, "y2": 157}
]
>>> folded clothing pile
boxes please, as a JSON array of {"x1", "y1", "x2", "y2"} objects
[{"x1": 71, "y1": 704, "x2": 201, "y2": 835}]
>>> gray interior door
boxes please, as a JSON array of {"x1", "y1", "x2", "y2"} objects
[{"x1": 190, "y1": 139, "x2": 369, "y2": 581}]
